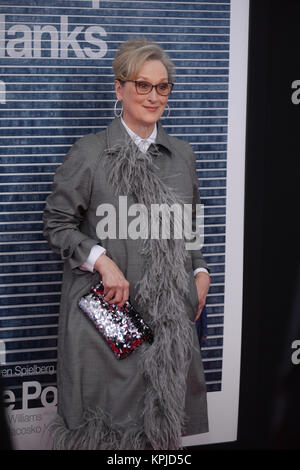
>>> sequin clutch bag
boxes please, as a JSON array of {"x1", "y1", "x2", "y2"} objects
[{"x1": 78, "y1": 281, "x2": 154, "y2": 360}]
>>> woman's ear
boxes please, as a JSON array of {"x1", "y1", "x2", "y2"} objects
[{"x1": 114, "y1": 80, "x2": 123, "y2": 101}]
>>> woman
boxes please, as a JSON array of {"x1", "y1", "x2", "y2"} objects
[{"x1": 43, "y1": 37, "x2": 211, "y2": 450}]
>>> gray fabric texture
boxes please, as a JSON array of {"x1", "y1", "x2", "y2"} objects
[{"x1": 43, "y1": 118, "x2": 209, "y2": 450}]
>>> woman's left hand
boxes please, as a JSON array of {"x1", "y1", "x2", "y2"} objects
[{"x1": 194, "y1": 272, "x2": 211, "y2": 322}]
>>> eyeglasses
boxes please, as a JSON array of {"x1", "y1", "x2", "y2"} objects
[{"x1": 122, "y1": 80, "x2": 174, "y2": 96}]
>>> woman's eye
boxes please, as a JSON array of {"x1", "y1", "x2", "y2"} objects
[
  {"x1": 158, "y1": 83, "x2": 168, "y2": 91},
  {"x1": 137, "y1": 82, "x2": 150, "y2": 89}
]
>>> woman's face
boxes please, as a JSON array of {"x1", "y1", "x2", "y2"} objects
[{"x1": 115, "y1": 59, "x2": 170, "y2": 138}]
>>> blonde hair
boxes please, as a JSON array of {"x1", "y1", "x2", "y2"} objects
[{"x1": 113, "y1": 37, "x2": 175, "y2": 83}]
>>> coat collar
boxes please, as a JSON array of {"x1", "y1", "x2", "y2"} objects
[{"x1": 106, "y1": 117, "x2": 173, "y2": 156}]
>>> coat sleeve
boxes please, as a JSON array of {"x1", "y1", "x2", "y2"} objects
[
  {"x1": 186, "y1": 143, "x2": 210, "y2": 273},
  {"x1": 43, "y1": 134, "x2": 101, "y2": 270}
]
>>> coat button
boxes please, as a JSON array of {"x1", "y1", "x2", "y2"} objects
[{"x1": 62, "y1": 248, "x2": 70, "y2": 258}]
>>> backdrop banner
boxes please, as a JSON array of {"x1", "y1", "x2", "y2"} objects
[{"x1": 0, "y1": 0, "x2": 248, "y2": 449}]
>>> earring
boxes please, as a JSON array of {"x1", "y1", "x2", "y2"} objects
[
  {"x1": 162, "y1": 104, "x2": 170, "y2": 119},
  {"x1": 114, "y1": 100, "x2": 123, "y2": 118}
]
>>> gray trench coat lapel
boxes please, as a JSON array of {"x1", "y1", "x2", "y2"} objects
[
  {"x1": 156, "y1": 121, "x2": 174, "y2": 156},
  {"x1": 106, "y1": 117, "x2": 131, "y2": 149}
]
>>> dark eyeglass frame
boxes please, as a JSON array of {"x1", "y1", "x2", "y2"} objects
[{"x1": 120, "y1": 80, "x2": 174, "y2": 96}]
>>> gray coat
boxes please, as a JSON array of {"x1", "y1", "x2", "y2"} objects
[{"x1": 43, "y1": 118, "x2": 209, "y2": 449}]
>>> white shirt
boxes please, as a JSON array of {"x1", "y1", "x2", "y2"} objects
[
  {"x1": 121, "y1": 117, "x2": 157, "y2": 153},
  {"x1": 80, "y1": 120, "x2": 209, "y2": 277}
]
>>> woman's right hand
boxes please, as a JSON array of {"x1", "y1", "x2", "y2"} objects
[{"x1": 94, "y1": 254, "x2": 129, "y2": 307}]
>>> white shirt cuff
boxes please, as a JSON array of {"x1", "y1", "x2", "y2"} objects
[
  {"x1": 194, "y1": 267, "x2": 210, "y2": 277},
  {"x1": 80, "y1": 245, "x2": 106, "y2": 273}
]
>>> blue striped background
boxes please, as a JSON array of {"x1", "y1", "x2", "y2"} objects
[{"x1": 0, "y1": 0, "x2": 230, "y2": 408}]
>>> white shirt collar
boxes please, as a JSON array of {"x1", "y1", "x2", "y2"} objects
[{"x1": 121, "y1": 117, "x2": 157, "y2": 153}]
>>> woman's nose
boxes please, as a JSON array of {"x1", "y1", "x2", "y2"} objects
[{"x1": 147, "y1": 87, "x2": 159, "y2": 101}]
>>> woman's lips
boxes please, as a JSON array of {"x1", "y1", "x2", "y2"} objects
[{"x1": 143, "y1": 106, "x2": 159, "y2": 112}]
